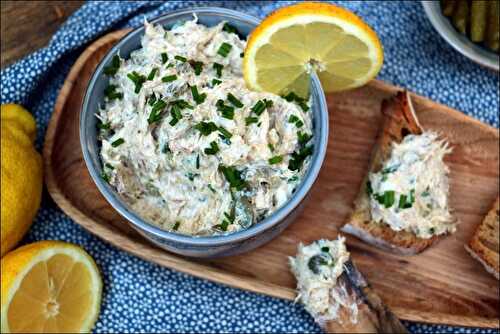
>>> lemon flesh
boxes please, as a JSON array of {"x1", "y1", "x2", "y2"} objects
[
  {"x1": 1, "y1": 241, "x2": 102, "y2": 333},
  {"x1": 244, "y1": 3, "x2": 384, "y2": 98}
]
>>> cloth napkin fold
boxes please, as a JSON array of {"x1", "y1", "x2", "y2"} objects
[{"x1": 1, "y1": 1, "x2": 498, "y2": 333}]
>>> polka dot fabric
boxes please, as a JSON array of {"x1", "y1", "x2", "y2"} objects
[{"x1": 1, "y1": 1, "x2": 498, "y2": 333}]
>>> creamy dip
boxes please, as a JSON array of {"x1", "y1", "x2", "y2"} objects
[
  {"x1": 367, "y1": 132, "x2": 455, "y2": 239},
  {"x1": 289, "y1": 237, "x2": 356, "y2": 324},
  {"x1": 97, "y1": 18, "x2": 313, "y2": 236}
]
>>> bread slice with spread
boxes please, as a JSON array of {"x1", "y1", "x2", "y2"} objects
[
  {"x1": 465, "y1": 197, "x2": 499, "y2": 280},
  {"x1": 289, "y1": 237, "x2": 408, "y2": 333},
  {"x1": 341, "y1": 91, "x2": 456, "y2": 255}
]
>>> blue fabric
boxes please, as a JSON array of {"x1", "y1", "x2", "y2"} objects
[{"x1": 1, "y1": 1, "x2": 498, "y2": 333}]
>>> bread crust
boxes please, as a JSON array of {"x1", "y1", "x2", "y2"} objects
[
  {"x1": 341, "y1": 91, "x2": 446, "y2": 255},
  {"x1": 466, "y1": 198, "x2": 499, "y2": 280}
]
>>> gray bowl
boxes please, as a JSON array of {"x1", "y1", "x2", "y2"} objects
[
  {"x1": 422, "y1": 1, "x2": 499, "y2": 71},
  {"x1": 80, "y1": 7, "x2": 329, "y2": 258}
]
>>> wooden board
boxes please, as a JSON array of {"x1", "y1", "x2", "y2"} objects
[{"x1": 43, "y1": 30, "x2": 500, "y2": 328}]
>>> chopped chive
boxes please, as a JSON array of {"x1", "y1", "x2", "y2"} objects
[
  {"x1": 174, "y1": 55, "x2": 187, "y2": 63},
  {"x1": 268, "y1": 155, "x2": 283, "y2": 165},
  {"x1": 191, "y1": 85, "x2": 207, "y2": 104},
  {"x1": 227, "y1": 93, "x2": 243, "y2": 108},
  {"x1": 251, "y1": 100, "x2": 266, "y2": 116},
  {"x1": 151, "y1": 99, "x2": 167, "y2": 113},
  {"x1": 297, "y1": 131, "x2": 312, "y2": 145},
  {"x1": 398, "y1": 194, "x2": 412, "y2": 209},
  {"x1": 245, "y1": 116, "x2": 258, "y2": 125},
  {"x1": 161, "y1": 74, "x2": 177, "y2": 83},
  {"x1": 288, "y1": 175, "x2": 299, "y2": 183},
  {"x1": 161, "y1": 52, "x2": 169, "y2": 64},
  {"x1": 212, "y1": 79, "x2": 222, "y2": 86},
  {"x1": 213, "y1": 63, "x2": 223, "y2": 77},
  {"x1": 189, "y1": 60, "x2": 204, "y2": 76},
  {"x1": 166, "y1": 63, "x2": 174, "y2": 68},
  {"x1": 321, "y1": 246, "x2": 330, "y2": 252},
  {"x1": 194, "y1": 121, "x2": 218, "y2": 136},
  {"x1": 173, "y1": 221, "x2": 180, "y2": 231},
  {"x1": 111, "y1": 138, "x2": 125, "y2": 147},
  {"x1": 218, "y1": 126, "x2": 232, "y2": 140},
  {"x1": 148, "y1": 94, "x2": 157, "y2": 106},
  {"x1": 103, "y1": 55, "x2": 120, "y2": 76},
  {"x1": 222, "y1": 22, "x2": 238, "y2": 34},
  {"x1": 264, "y1": 99, "x2": 273, "y2": 108},
  {"x1": 288, "y1": 115, "x2": 300, "y2": 123},
  {"x1": 217, "y1": 219, "x2": 230, "y2": 231},
  {"x1": 218, "y1": 165, "x2": 247, "y2": 190},
  {"x1": 217, "y1": 42, "x2": 232, "y2": 57},
  {"x1": 172, "y1": 99, "x2": 194, "y2": 110},
  {"x1": 366, "y1": 181, "x2": 373, "y2": 196},
  {"x1": 204, "y1": 141, "x2": 220, "y2": 155},
  {"x1": 104, "y1": 85, "x2": 123, "y2": 100},
  {"x1": 283, "y1": 92, "x2": 299, "y2": 102},
  {"x1": 208, "y1": 184, "x2": 216, "y2": 193},
  {"x1": 295, "y1": 120, "x2": 304, "y2": 128},
  {"x1": 98, "y1": 122, "x2": 111, "y2": 130},
  {"x1": 283, "y1": 91, "x2": 309, "y2": 111},
  {"x1": 384, "y1": 191, "x2": 395, "y2": 208},
  {"x1": 289, "y1": 145, "x2": 313, "y2": 171},
  {"x1": 105, "y1": 163, "x2": 114, "y2": 170},
  {"x1": 186, "y1": 172, "x2": 196, "y2": 181},
  {"x1": 409, "y1": 189, "x2": 415, "y2": 204},
  {"x1": 216, "y1": 99, "x2": 235, "y2": 120},
  {"x1": 101, "y1": 172, "x2": 110, "y2": 183},
  {"x1": 169, "y1": 105, "x2": 182, "y2": 126},
  {"x1": 196, "y1": 154, "x2": 200, "y2": 169},
  {"x1": 240, "y1": 52, "x2": 244, "y2": 58},
  {"x1": 147, "y1": 67, "x2": 158, "y2": 80},
  {"x1": 148, "y1": 100, "x2": 167, "y2": 124},
  {"x1": 127, "y1": 71, "x2": 146, "y2": 93},
  {"x1": 162, "y1": 144, "x2": 171, "y2": 154},
  {"x1": 268, "y1": 143, "x2": 275, "y2": 152},
  {"x1": 297, "y1": 101, "x2": 309, "y2": 112}
]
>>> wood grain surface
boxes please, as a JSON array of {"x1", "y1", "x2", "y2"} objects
[
  {"x1": 0, "y1": 1, "x2": 83, "y2": 68},
  {"x1": 43, "y1": 30, "x2": 500, "y2": 328}
]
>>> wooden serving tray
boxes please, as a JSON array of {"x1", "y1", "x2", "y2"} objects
[{"x1": 44, "y1": 30, "x2": 500, "y2": 328}]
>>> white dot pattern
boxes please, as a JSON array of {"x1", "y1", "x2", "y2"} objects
[{"x1": 1, "y1": 1, "x2": 498, "y2": 333}]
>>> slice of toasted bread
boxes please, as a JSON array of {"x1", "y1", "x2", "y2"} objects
[
  {"x1": 341, "y1": 91, "x2": 444, "y2": 255},
  {"x1": 465, "y1": 198, "x2": 499, "y2": 280}
]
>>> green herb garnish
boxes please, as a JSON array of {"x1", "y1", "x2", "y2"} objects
[
  {"x1": 321, "y1": 246, "x2": 330, "y2": 253},
  {"x1": 227, "y1": 93, "x2": 243, "y2": 108},
  {"x1": 245, "y1": 116, "x2": 258, "y2": 125},
  {"x1": 288, "y1": 115, "x2": 300, "y2": 123},
  {"x1": 161, "y1": 52, "x2": 169, "y2": 64},
  {"x1": 174, "y1": 55, "x2": 187, "y2": 63},
  {"x1": 297, "y1": 131, "x2": 312, "y2": 145},
  {"x1": 268, "y1": 143, "x2": 275, "y2": 152},
  {"x1": 212, "y1": 78, "x2": 222, "y2": 86},
  {"x1": 103, "y1": 55, "x2": 120, "y2": 76},
  {"x1": 104, "y1": 85, "x2": 123, "y2": 100},
  {"x1": 101, "y1": 172, "x2": 110, "y2": 183},
  {"x1": 148, "y1": 99, "x2": 167, "y2": 124},
  {"x1": 208, "y1": 184, "x2": 216, "y2": 193},
  {"x1": 219, "y1": 165, "x2": 247, "y2": 191},
  {"x1": 189, "y1": 60, "x2": 203, "y2": 76},
  {"x1": 204, "y1": 141, "x2": 220, "y2": 155},
  {"x1": 251, "y1": 100, "x2": 266, "y2": 116},
  {"x1": 147, "y1": 67, "x2": 158, "y2": 80},
  {"x1": 216, "y1": 99, "x2": 235, "y2": 120},
  {"x1": 217, "y1": 209, "x2": 235, "y2": 232},
  {"x1": 105, "y1": 163, "x2": 114, "y2": 170},
  {"x1": 194, "y1": 121, "x2": 218, "y2": 136},
  {"x1": 148, "y1": 94, "x2": 157, "y2": 106},
  {"x1": 240, "y1": 52, "x2": 244, "y2": 58},
  {"x1": 289, "y1": 145, "x2": 313, "y2": 171},
  {"x1": 222, "y1": 22, "x2": 238, "y2": 34},
  {"x1": 376, "y1": 190, "x2": 396, "y2": 208},
  {"x1": 161, "y1": 74, "x2": 177, "y2": 83},
  {"x1": 268, "y1": 155, "x2": 283, "y2": 165},
  {"x1": 173, "y1": 221, "x2": 180, "y2": 231},
  {"x1": 97, "y1": 122, "x2": 111, "y2": 130},
  {"x1": 283, "y1": 91, "x2": 309, "y2": 111},
  {"x1": 366, "y1": 181, "x2": 373, "y2": 196},
  {"x1": 169, "y1": 105, "x2": 182, "y2": 126},
  {"x1": 127, "y1": 71, "x2": 146, "y2": 93},
  {"x1": 196, "y1": 154, "x2": 200, "y2": 169},
  {"x1": 218, "y1": 126, "x2": 232, "y2": 140},
  {"x1": 217, "y1": 42, "x2": 232, "y2": 57},
  {"x1": 213, "y1": 63, "x2": 223, "y2": 77},
  {"x1": 111, "y1": 138, "x2": 125, "y2": 147},
  {"x1": 191, "y1": 85, "x2": 207, "y2": 104},
  {"x1": 172, "y1": 99, "x2": 194, "y2": 110}
]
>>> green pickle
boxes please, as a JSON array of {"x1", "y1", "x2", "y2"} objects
[
  {"x1": 452, "y1": 0, "x2": 469, "y2": 35},
  {"x1": 486, "y1": 0, "x2": 499, "y2": 52},
  {"x1": 470, "y1": 1, "x2": 487, "y2": 42}
]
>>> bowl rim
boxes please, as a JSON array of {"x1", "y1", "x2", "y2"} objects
[
  {"x1": 421, "y1": 0, "x2": 499, "y2": 71},
  {"x1": 80, "y1": 6, "x2": 329, "y2": 247}
]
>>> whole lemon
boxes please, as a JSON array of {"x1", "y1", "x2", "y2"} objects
[{"x1": 1, "y1": 104, "x2": 43, "y2": 256}]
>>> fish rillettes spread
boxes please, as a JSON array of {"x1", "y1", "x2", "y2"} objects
[{"x1": 97, "y1": 18, "x2": 314, "y2": 236}]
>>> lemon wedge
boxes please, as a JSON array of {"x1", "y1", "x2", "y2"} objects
[
  {"x1": 244, "y1": 2, "x2": 384, "y2": 97},
  {"x1": 1, "y1": 241, "x2": 102, "y2": 333}
]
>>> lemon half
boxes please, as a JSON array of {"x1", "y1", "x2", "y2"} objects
[
  {"x1": 244, "y1": 2, "x2": 384, "y2": 98},
  {"x1": 1, "y1": 241, "x2": 102, "y2": 333}
]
